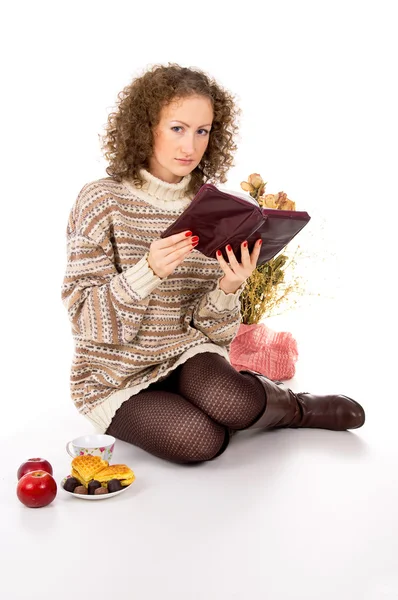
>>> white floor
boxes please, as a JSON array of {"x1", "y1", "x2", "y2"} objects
[
  {"x1": 3, "y1": 1, "x2": 398, "y2": 596},
  {"x1": 2, "y1": 294, "x2": 397, "y2": 600}
]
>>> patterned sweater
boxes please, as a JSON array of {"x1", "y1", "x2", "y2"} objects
[{"x1": 61, "y1": 169, "x2": 245, "y2": 432}]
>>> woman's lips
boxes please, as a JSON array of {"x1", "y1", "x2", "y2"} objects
[{"x1": 176, "y1": 159, "x2": 193, "y2": 164}]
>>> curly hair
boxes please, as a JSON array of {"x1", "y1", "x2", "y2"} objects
[{"x1": 99, "y1": 63, "x2": 241, "y2": 196}]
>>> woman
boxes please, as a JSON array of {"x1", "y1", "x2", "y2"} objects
[{"x1": 61, "y1": 63, "x2": 365, "y2": 464}]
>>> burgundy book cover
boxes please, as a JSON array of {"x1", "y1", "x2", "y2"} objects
[{"x1": 160, "y1": 183, "x2": 311, "y2": 265}]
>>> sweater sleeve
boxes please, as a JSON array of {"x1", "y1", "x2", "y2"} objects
[
  {"x1": 191, "y1": 277, "x2": 245, "y2": 349},
  {"x1": 61, "y1": 231, "x2": 164, "y2": 344}
]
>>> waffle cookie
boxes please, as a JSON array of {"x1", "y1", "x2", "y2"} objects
[
  {"x1": 94, "y1": 464, "x2": 135, "y2": 487},
  {"x1": 71, "y1": 455, "x2": 109, "y2": 487}
]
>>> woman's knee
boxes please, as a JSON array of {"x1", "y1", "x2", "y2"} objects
[
  {"x1": 179, "y1": 356, "x2": 265, "y2": 429},
  {"x1": 175, "y1": 420, "x2": 229, "y2": 463},
  {"x1": 107, "y1": 391, "x2": 230, "y2": 464}
]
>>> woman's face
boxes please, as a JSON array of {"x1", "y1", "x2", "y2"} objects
[{"x1": 149, "y1": 95, "x2": 213, "y2": 184}]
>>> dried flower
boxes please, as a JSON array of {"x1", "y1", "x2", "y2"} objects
[
  {"x1": 239, "y1": 173, "x2": 304, "y2": 324},
  {"x1": 259, "y1": 194, "x2": 278, "y2": 209},
  {"x1": 258, "y1": 191, "x2": 296, "y2": 211},
  {"x1": 241, "y1": 173, "x2": 268, "y2": 202},
  {"x1": 248, "y1": 173, "x2": 264, "y2": 188},
  {"x1": 257, "y1": 183, "x2": 266, "y2": 197},
  {"x1": 240, "y1": 181, "x2": 255, "y2": 193}
]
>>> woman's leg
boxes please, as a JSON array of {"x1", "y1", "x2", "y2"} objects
[
  {"x1": 176, "y1": 353, "x2": 267, "y2": 429},
  {"x1": 106, "y1": 374, "x2": 229, "y2": 464},
  {"x1": 177, "y1": 352, "x2": 365, "y2": 432}
]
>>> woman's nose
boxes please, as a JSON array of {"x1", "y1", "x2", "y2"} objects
[{"x1": 180, "y1": 135, "x2": 195, "y2": 155}]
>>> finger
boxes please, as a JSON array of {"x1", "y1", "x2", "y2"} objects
[
  {"x1": 161, "y1": 230, "x2": 194, "y2": 247},
  {"x1": 163, "y1": 239, "x2": 197, "y2": 264},
  {"x1": 216, "y1": 249, "x2": 232, "y2": 275},
  {"x1": 225, "y1": 244, "x2": 241, "y2": 272},
  {"x1": 157, "y1": 233, "x2": 197, "y2": 258},
  {"x1": 250, "y1": 239, "x2": 263, "y2": 266},
  {"x1": 240, "y1": 240, "x2": 251, "y2": 268},
  {"x1": 161, "y1": 245, "x2": 195, "y2": 271}
]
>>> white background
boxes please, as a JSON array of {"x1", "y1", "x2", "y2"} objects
[{"x1": 1, "y1": 1, "x2": 397, "y2": 599}]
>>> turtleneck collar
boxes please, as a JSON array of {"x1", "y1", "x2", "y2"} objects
[{"x1": 133, "y1": 168, "x2": 192, "y2": 202}]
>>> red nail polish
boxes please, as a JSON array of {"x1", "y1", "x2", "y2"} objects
[
  {"x1": 185, "y1": 231, "x2": 193, "y2": 237},
  {"x1": 243, "y1": 241, "x2": 248, "y2": 248},
  {"x1": 217, "y1": 250, "x2": 222, "y2": 256},
  {"x1": 258, "y1": 239, "x2": 263, "y2": 246},
  {"x1": 191, "y1": 236, "x2": 199, "y2": 243},
  {"x1": 227, "y1": 245, "x2": 232, "y2": 252}
]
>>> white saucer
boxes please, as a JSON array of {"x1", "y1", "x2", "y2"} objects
[{"x1": 61, "y1": 475, "x2": 132, "y2": 500}]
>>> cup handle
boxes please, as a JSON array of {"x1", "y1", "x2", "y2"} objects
[{"x1": 66, "y1": 442, "x2": 75, "y2": 458}]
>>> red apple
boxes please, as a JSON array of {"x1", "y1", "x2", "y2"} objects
[
  {"x1": 17, "y1": 457, "x2": 53, "y2": 480},
  {"x1": 17, "y1": 470, "x2": 57, "y2": 508}
]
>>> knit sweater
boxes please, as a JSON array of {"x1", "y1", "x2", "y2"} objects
[{"x1": 61, "y1": 169, "x2": 245, "y2": 433}]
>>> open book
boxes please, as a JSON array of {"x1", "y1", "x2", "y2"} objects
[{"x1": 160, "y1": 183, "x2": 311, "y2": 265}]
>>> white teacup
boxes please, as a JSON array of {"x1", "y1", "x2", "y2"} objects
[{"x1": 66, "y1": 434, "x2": 116, "y2": 462}]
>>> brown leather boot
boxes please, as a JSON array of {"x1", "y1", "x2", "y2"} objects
[{"x1": 240, "y1": 370, "x2": 365, "y2": 431}]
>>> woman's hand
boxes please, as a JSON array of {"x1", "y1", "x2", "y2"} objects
[
  {"x1": 216, "y1": 239, "x2": 263, "y2": 294},
  {"x1": 148, "y1": 231, "x2": 199, "y2": 278}
]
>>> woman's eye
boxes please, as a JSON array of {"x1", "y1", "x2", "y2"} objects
[{"x1": 171, "y1": 126, "x2": 210, "y2": 135}]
